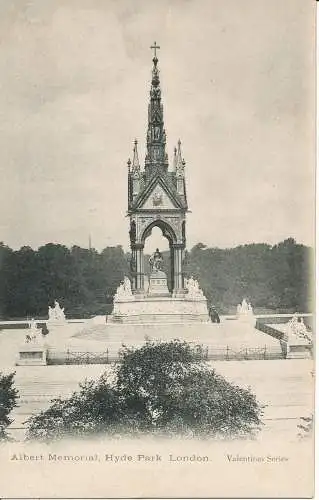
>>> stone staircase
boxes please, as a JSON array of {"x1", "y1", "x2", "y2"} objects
[{"x1": 66, "y1": 320, "x2": 284, "y2": 361}]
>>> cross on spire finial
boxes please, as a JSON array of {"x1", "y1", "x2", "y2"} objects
[{"x1": 150, "y1": 41, "x2": 160, "y2": 58}]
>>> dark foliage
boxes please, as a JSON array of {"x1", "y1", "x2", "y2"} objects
[
  {"x1": 25, "y1": 341, "x2": 263, "y2": 442},
  {"x1": 184, "y1": 238, "x2": 313, "y2": 314},
  {"x1": 1, "y1": 243, "x2": 129, "y2": 319},
  {"x1": 0, "y1": 238, "x2": 312, "y2": 319},
  {"x1": 0, "y1": 371, "x2": 19, "y2": 440}
]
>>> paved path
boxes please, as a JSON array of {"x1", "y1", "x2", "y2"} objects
[{"x1": 3, "y1": 358, "x2": 313, "y2": 442}]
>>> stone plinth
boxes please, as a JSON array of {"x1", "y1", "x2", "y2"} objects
[
  {"x1": 237, "y1": 312, "x2": 256, "y2": 327},
  {"x1": 47, "y1": 321, "x2": 67, "y2": 331},
  {"x1": 16, "y1": 343, "x2": 47, "y2": 366},
  {"x1": 286, "y1": 343, "x2": 312, "y2": 359},
  {"x1": 110, "y1": 296, "x2": 210, "y2": 324},
  {"x1": 286, "y1": 335, "x2": 312, "y2": 359},
  {"x1": 148, "y1": 270, "x2": 170, "y2": 297}
]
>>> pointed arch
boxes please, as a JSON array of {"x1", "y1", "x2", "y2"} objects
[{"x1": 141, "y1": 219, "x2": 177, "y2": 245}]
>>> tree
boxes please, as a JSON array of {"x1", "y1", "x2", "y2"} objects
[
  {"x1": 0, "y1": 242, "x2": 13, "y2": 318},
  {"x1": 0, "y1": 239, "x2": 313, "y2": 318},
  {"x1": 186, "y1": 239, "x2": 312, "y2": 314},
  {"x1": 26, "y1": 341, "x2": 263, "y2": 442},
  {"x1": 0, "y1": 372, "x2": 19, "y2": 440}
]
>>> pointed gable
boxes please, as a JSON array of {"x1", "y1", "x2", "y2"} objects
[
  {"x1": 141, "y1": 183, "x2": 177, "y2": 210},
  {"x1": 132, "y1": 175, "x2": 184, "y2": 210}
]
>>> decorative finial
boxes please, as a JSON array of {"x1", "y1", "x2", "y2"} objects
[
  {"x1": 132, "y1": 140, "x2": 140, "y2": 172},
  {"x1": 176, "y1": 139, "x2": 184, "y2": 173},
  {"x1": 150, "y1": 41, "x2": 160, "y2": 59},
  {"x1": 127, "y1": 158, "x2": 131, "y2": 171},
  {"x1": 173, "y1": 147, "x2": 177, "y2": 169}
]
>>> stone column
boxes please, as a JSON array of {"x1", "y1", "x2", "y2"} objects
[
  {"x1": 172, "y1": 244, "x2": 185, "y2": 297},
  {"x1": 133, "y1": 243, "x2": 144, "y2": 294},
  {"x1": 169, "y1": 244, "x2": 175, "y2": 294},
  {"x1": 130, "y1": 247, "x2": 137, "y2": 291}
]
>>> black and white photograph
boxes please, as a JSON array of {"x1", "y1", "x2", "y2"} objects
[{"x1": 0, "y1": 0, "x2": 315, "y2": 498}]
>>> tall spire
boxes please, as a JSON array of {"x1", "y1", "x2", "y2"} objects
[
  {"x1": 173, "y1": 146, "x2": 177, "y2": 170},
  {"x1": 131, "y1": 139, "x2": 141, "y2": 199},
  {"x1": 132, "y1": 139, "x2": 140, "y2": 174},
  {"x1": 175, "y1": 139, "x2": 185, "y2": 196},
  {"x1": 145, "y1": 44, "x2": 168, "y2": 176},
  {"x1": 176, "y1": 139, "x2": 184, "y2": 174}
]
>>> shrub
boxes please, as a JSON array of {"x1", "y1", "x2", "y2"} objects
[
  {"x1": 0, "y1": 371, "x2": 19, "y2": 440},
  {"x1": 26, "y1": 340, "x2": 263, "y2": 441}
]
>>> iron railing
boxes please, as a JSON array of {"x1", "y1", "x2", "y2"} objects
[{"x1": 47, "y1": 344, "x2": 284, "y2": 365}]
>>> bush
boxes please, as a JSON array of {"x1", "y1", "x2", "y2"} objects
[
  {"x1": 26, "y1": 340, "x2": 263, "y2": 441},
  {"x1": 0, "y1": 371, "x2": 19, "y2": 440}
]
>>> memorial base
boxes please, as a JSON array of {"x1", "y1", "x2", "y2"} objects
[{"x1": 111, "y1": 296, "x2": 210, "y2": 324}]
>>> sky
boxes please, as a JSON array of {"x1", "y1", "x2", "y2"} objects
[{"x1": 0, "y1": 0, "x2": 315, "y2": 252}]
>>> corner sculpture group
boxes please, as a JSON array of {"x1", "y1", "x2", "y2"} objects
[
  {"x1": 25, "y1": 300, "x2": 66, "y2": 344},
  {"x1": 114, "y1": 274, "x2": 206, "y2": 302},
  {"x1": 287, "y1": 313, "x2": 311, "y2": 343}
]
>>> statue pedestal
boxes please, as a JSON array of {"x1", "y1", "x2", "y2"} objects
[
  {"x1": 286, "y1": 335, "x2": 312, "y2": 359},
  {"x1": 46, "y1": 321, "x2": 68, "y2": 341},
  {"x1": 16, "y1": 342, "x2": 47, "y2": 366},
  {"x1": 237, "y1": 312, "x2": 256, "y2": 326},
  {"x1": 47, "y1": 320, "x2": 67, "y2": 330},
  {"x1": 148, "y1": 270, "x2": 170, "y2": 297}
]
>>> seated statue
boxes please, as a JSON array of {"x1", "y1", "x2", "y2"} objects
[{"x1": 149, "y1": 248, "x2": 163, "y2": 273}]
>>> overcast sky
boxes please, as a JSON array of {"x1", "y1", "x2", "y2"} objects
[{"x1": 0, "y1": 0, "x2": 315, "y2": 252}]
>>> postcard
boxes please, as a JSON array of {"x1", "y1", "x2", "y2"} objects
[{"x1": 0, "y1": 0, "x2": 315, "y2": 498}]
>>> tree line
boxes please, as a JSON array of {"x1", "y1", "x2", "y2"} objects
[
  {"x1": 183, "y1": 238, "x2": 313, "y2": 314},
  {"x1": 0, "y1": 238, "x2": 313, "y2": 319}
]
